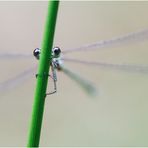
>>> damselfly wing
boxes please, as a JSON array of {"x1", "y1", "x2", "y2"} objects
[{"x1": 0, "y1": 28, "x2": 148, "y2": 95}]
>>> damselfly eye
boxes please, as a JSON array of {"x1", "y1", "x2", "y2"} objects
[
  {"x1": 33, "y1": 48, "x2": 40, "y2": 60},
  {"x1": 52, "y1": 47, "x2": 61, "y2": 58}
]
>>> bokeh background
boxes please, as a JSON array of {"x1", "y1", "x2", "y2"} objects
[{"x1": 0, "y1": 1, "x2": 148, "y2": 146}]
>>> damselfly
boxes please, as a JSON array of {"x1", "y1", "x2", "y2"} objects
[{"x1": 1, "y1": 28, "x2": 148, "y2": 96}]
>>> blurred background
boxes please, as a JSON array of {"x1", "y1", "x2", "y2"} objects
[{"x1": 0, "y1": 1, "x2": 148, "y2": 146}]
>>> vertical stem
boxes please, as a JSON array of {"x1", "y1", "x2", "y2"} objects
[{"x1": 27, "y1": 1, "x2": 59, "y2": 147}]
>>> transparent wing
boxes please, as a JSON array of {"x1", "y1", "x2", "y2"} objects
[
  {"x1": 0, "y1": 53, "x2": 32, "y2": 59},
  {"x1": 1, "y1": 57, "x2": 147, "y2": 95},
  {"x1": 0, "y1": 66, "x2": 36, "y2": 93},
  {"x1": 0, "y1": 64, "x2": 97, "y2": 96},
  {"x1": 1, "y1": 28, "x2": 148, "y2": 95},
  {"x1": 1, "y1": 28, "x2": 148, "y2": 59},
  {"x1": 62, "y1": 28, "x2": 148, "y2": 54},
  {"x1": 60, "y1": 65, "x2": 97, "y2": 97},
  {"x1": 62, "y1": 57, "x2": 148, "y2": 74}
]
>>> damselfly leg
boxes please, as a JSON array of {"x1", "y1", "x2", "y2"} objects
[{"x1": 46, "y1": 62, "x2": 57, "y2": 95}]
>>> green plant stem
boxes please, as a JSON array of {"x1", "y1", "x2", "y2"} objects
[{"x1": 27, "y1": 1, "x2": 59, "y2": 147}]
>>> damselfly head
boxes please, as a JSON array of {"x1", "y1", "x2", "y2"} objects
[
  {"x1": 52, "y1": 47, "x2": 61, "y2": 58},
  {"x1": 33, "y1": 48, "x2": 41, "y2": 60}
]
